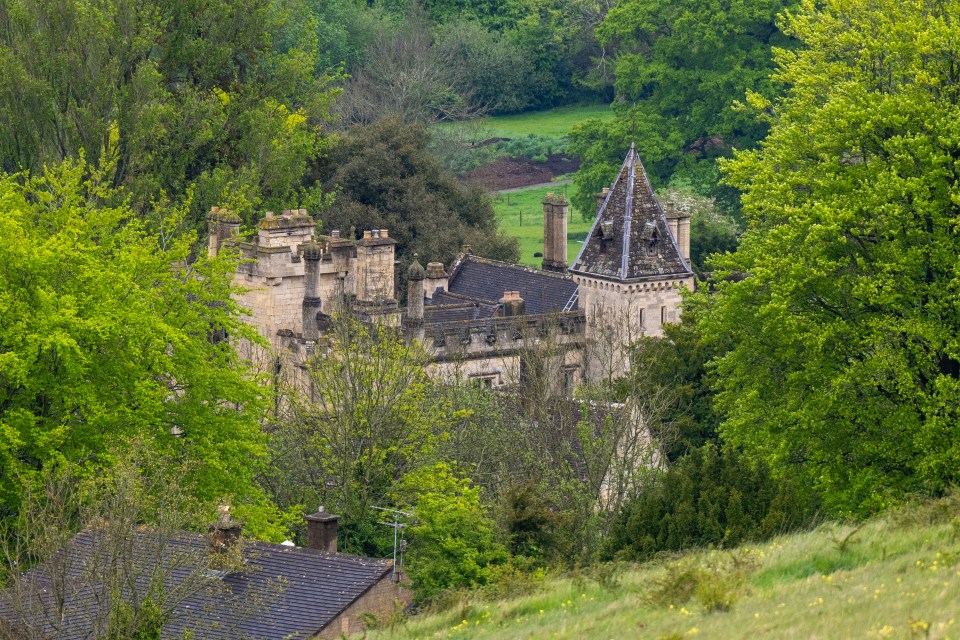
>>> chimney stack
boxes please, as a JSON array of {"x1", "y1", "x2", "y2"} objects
[
  {"x1": 541, "y1": 192, "x2": 568, "y2": 273},
  {"x1": 500, "y1": 291, "x2": 525, "y2": 317},
  {"x1": 305, "y1": 507, "x2": 339, "y2": 553},
  {"x1": 208, "y1": 504, "x2": 242, "y2": 555},
  {"x1": 406, "y1": 257, "x2": 425, "y2": 326},
  {"x1": 595, "y1": 187, "x2": 610, "y2": 214},
  {"x1": 423, "y1": 262, "x2": 448, "y2": 300}
]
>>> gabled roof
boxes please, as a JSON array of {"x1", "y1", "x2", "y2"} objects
[
  {"x1": 0, "y1": 528, "x2": 392, "y2": 640},
  {"x1": 443, "y1": 255, "x2": 579, "y2": 316},
  {"x1": 570, "y1": 144, "x2": 692, "y2": 282}
]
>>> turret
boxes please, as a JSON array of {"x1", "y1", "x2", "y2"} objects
[
  {"x1": 207, "y1": 206, "x2": 241, "y2": 258},
  {"x1": 302, "y1": 241, "x2": 324, "y2": 340}
]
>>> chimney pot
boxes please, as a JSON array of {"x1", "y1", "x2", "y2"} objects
[
  {"x1": 266, "y1": 211, "x2": 275, "y2": 219},
  {"x1": 381, "y1": 229, "x2": 389, "y2": 238},
  {"x1": 363, "y1": 230, "x2": 372, "y2": 239},
  {"x1": 331, "y1": 230, "x2": 340, "y2": 238}
]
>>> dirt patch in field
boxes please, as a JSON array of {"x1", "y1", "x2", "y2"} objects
[{"x1": 465, "y1": 154, "x2": 580, "y2": 191}]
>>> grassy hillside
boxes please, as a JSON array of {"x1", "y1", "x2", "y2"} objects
[
  {"x1": 441, "y1": 104, "x2": 613, "y2": 140},
  {"x1": 492, "y1": 183, "x2": 593, "y2": 267},
  {"x1": 365, "y1": 497, "x2": 960, "y2": 639}
]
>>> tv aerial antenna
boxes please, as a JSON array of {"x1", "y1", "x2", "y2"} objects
[{"x1": 372, "y1": 506, "x2": 413, "y2": 583}]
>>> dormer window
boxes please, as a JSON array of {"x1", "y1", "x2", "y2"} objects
[{"x1": 642, "y1": 221, "x2": 658, "y2": 256}]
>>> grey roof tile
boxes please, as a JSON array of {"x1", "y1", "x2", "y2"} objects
[
  {"x1": 444, "y1": 256, "x2": 578, "y2": 316},
  {"x1": 570, "y1": 144, "x2": 692, "y2": 281},
  {"x1": 0, "y1": 529, "x2": 392, "y2": 640}
]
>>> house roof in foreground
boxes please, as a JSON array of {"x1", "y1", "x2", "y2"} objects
[{"x1": 0, "y1": 528, "x2": 391, "y2": 640}]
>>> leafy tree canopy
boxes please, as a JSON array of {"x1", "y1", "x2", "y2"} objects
[
  {"x1": 318, "y1": 118, "x2": 519, "y2": 281},
  {"x1": 701, "y1": 0, "x2": 960, "y2": 514},
  {"x1": 0, "y1": 0, "x2": 340, "y2": 231},
  {"x1": 0, "y1": 160, "x2": 276, "y2": 531},
  {"x1": 605, "y1": 444, "x2": 819, "y2": 561},
  {"x1": 394, "y1": 463, "x2": 507, "y2": 603},
  {"x1": 571, "y1": 0, "x2": 793, "y2": 211}
]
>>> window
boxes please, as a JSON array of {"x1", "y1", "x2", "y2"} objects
[
  {"x1": 661, "y1": 305, "x2": 667, "y2": 325},
  {"x1": 470, "y1": 374, "x2": 496, "y2": 389}
]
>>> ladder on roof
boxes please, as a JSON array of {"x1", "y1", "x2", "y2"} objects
[{"x1": 562, "y1": 289, "x2": 579, "y2": 312}]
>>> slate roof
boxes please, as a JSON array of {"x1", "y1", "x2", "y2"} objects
[
  {"x1": 424, "y1": 303, "x2": 498, "y2": 324},
  {"x1": 570, "y1": 144, "x2": 692, "y2": 282},
  {"x1": 443, "y1": 255, "x2": 579, "y2": 316},
  {"x1": 0, "y1": 528, "x2": 392, "y2": 640}
]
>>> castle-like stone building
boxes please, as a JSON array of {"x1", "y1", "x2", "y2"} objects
[{"x1": 210, "y1": 145, "x2": 693, "y2": 391}]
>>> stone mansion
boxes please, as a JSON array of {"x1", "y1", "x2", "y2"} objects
[{"x1": 207, "y1": 145, "x2": 695, "y2": 392}]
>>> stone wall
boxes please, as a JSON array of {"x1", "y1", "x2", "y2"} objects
[
  {"x1": 574, "y1": 273, "x2": 695, "y2": 378},
  {"x1": 314, "y1": 575, "x2": 411, "y2": 639}
]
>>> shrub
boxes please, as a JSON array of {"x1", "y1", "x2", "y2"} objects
[
  {"x1": 395, "y1": 464, "x2": 508, "y2": 603},
  {"x1": 606, "y1": 444, "x2": 820, "y2": 561}
]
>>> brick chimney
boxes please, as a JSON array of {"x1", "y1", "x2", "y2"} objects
[
  {"x1": 305, "y1": 507, "x2": 338, "y2": 553},
  {"x1": 500, "y1": 291, "x2": 525, "y2": 317},
  {"x1": 208, "y1": 504, "x2": 242, "y2": 555},
  {"x1": 541, "y1": 192, "x2": 568, "y2": 273}
]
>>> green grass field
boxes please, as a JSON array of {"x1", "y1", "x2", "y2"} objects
[
  {"x1": 365, "y1": 495, "x2": 960, "y2": 640},
  {"x1": 441, "y1": 103, "x2": 613, "y2": 140},
  {"x1": 493, "y1": 183, "x2": 593, "y2": 267}
]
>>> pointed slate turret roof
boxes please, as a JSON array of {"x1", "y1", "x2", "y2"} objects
[{"x1": 570, "y1": 144, "x2": 692, "y2": 281}]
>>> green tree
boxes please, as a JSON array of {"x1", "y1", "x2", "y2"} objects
[
  {"x1": 267, "y1": 316, "x2": 447, "y2": 555},
  {"x1": 319, "y1": 118, "x2": 519, "y2": 287},
  {"x1": 624, "y1": 314, "x2": 725, "y2": 462},
  {"x1": 0, "y1": 0, "x2": 339, "y2": 230},
  {"x1": 702, "y1": 0, "x2": 960, "y2": 514},
  {"x1": 0, "y1": 160, "x2": 273, "y2": 528},
  {"x1": 605, "y1": 444, "x2": 818, "y2": 560},
  {"x1": 571, "y1": 0, "x2": 793, "y2": 209},
  {"x1": 394, "y1": 463, "x2": 507, "y2": 603}
]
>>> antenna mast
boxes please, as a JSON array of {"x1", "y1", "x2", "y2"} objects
[{"x1": 372, "y1": 506, "x2": 413, "y2": 583}]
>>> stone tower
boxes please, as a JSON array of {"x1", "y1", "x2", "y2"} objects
[
  {"x1": 541, "y1": 192, "x2": 568, "y2": 273},
  {"x1": 568, "y1": 144, "x2": 695, "y2": 376}
]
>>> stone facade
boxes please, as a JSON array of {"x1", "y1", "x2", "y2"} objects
[
  {"x1": 569, "y1": 143, "x2": 694, "y2": 377},
  {"x1": 220, "y1": 145, "x2": 692, "y2": 394}
]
